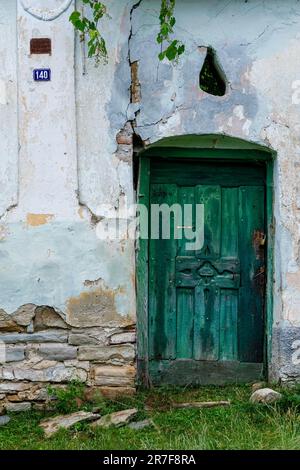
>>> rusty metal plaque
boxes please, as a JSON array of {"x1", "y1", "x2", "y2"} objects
[{"x1": 30, "y1": 38, "x2": 51, "y2": 55}]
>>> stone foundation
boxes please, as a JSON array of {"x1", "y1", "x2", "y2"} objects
[
  {"x1": 271, "y1": 327, "x2": 300, "y2": 386},
  {"x1": 0, "y1": 305, "x2": 136, "y2": 411}
]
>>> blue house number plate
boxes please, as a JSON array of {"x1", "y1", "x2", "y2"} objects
[{"x1": 33, "y1": 69, "x2": 51, "y2": 81}]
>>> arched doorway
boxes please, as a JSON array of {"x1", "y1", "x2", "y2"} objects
[{"x1": 136, "y1": 134, "x2": 274, "y2": 386}]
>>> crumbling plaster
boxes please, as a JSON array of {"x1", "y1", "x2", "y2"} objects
[
  {"x1": 0, "y1": 0, "x2": 137, "y2": 406},
  {"x1": 128, "y1": 0, "x2": 300, "y2": 381},
  {"x1": 129, "y1": 0, "x2": 300, "y2": 323},
  {"x1": 0, "y1": 0, "x2": 136, "y2": 323},
  {"x1": 0, "y1": 0, "x2": 300, "y2": 386}
]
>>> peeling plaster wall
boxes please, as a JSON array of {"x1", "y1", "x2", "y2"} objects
[
  {"x1": 0, "y1": 2, "x2": 135, "y2": 318},
  {"x1": 0, "y1": 0, "x2": 136, "y2": 320},
  {"x1": 0, "y1": 0, "x2": 18, "y2": 216},
  {"x1": 1, "y1": 0, "x2": 300, "y2": 401},
  {"x1": 0, "y1": 0, "x2": 136, "y2": 407},
  {"x1": 75, "y1": 1, "x2": 135, "y2": 214},
  {"x1": 129, "y1": 0, "x2": 300, "y2": 383}
]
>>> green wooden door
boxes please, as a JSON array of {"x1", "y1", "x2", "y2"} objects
[{"x1": 148, "y1": 159, "x2": 266, "y2": 385}]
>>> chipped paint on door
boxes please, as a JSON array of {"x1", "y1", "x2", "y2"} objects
[{"x1": 147, "y1": 158, "x2": 266, "y2": 385}]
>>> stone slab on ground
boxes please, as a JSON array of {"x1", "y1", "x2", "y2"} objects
[
  {"x1": 250, "y1": 388, "x2": 282, "y2": 404},
  {"x1": 91, "y1": 408, "x2": 138, "y2": 428},
  {"x1": 128, "y1": 419, "x2": 154, "y2": 430},
  {"x1": 40, "y1": 411, "x2": 101, "y2": 437},
  {"x1": 0, "y1": 415, "x2": 11, "y2": 426}
]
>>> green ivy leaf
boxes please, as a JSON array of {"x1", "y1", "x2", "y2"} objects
[
  {"x1": 69, "y1": 11, "x2": 81, "y2": 22},
  {"x1": 69, "y1": 1, "x2": 109, "y2": 65},
  {"x1": 170, "y1": 16, "x2": 176, "y2": 27},
  {"x1": 69, "y1": 0, "x2": 185, "y2": 65},
  {"x1": 157, "y1": 0, "x2": 185, "y2": 62},
  {"x1": 178, "y1": 44, "x2": 185, "y2": 55},
  {"x1": 165, "y1": 44, "x2": 177, "y2": 61}
]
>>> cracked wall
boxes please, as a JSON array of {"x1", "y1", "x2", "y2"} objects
[
  {"x1": 0, "y1": 0, "x2": 137, "y2": 407},
  {"x1": 1, "y1": 0, "x2": 300, "y2": 404},
  {"x1": 129, "y1": 0, "x2": 300, "y2": 384}
]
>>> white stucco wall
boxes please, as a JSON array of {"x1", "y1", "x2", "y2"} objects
[
  {"x1": 0, "y1": 0, "x2": 136, "y2": 326},
  {"x1": 0, "y1": 0, "x2": 18, "y2": 217}
]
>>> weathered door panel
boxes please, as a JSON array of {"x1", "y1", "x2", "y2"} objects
[
  {"x1": 238, "y1": 186, "x2": 265, "y2": 363},
  {"x1": 196, "y1": 185, "x2": 221, "y2": 259},
  {"x1": 148, "y1": 161, "x2": 266, "y2": 385},
  {"x1": 148, "y1": 360, "x2": 263, "y2": 386},
  {"x1": 149, "y1": 183, "x2": 177, "y2": 360},
  {"x1": 219, "y1": 289, "x2": 238, "y2": 361},
  {"x1": 176, "y1": 287, "x2": 194, "y2": 358}
]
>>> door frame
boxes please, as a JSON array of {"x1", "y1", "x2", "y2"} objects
[{"x1": 136, "y1": 134, "x2": 275, "y2": 386}]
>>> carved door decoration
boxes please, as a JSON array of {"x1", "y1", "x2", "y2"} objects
[
  {"x1": 21, "y1": 0, "x2": 73, "y2": 21},
  {"x1": 148, "y1": 159, "x2": 266, "y2": 385}
]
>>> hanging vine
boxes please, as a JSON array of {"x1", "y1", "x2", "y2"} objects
[
  {"x1": 157, "y1": 0, "x2": 185, "y2": 61},
  {"x1": 69, "y1": 0, "x2": 109, "y2": 64},
  {"x1": 70, "y1": 0, "x2": 184, "y2": 64}
]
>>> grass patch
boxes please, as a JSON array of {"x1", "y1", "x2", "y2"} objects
[{"x1": 1, "y1": 384, "x2": 300, "y2": 450}]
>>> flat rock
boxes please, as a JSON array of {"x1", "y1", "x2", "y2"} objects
[
  {"x1": 128, "y1": 419, "x2": 153, "y2": 430},
  {"x1": 172, "y1": 401, "x2": 230, "y2": 409},
  {"x1": 251, "y1": 382, "x2": 267, "y2": 392},
  {"x1": 0, "y1": 309, "x2": 23, "y2": 333},
  {"x1": 0, "y1": 416, "x2": 11, "y2": 426},
  {"x1": 92, "y1": 408, "x2": 138, "y2": 428},
  {"x1": 68, "y1": 333, "x2": 99, "y2": 346},
  {"x1": 250, "y1": 388, "x2": 282, "y2": 404},
  {"x1": 12, "y1": 304, "x2": 36, "y2": 327},
  {"x1": 11, "y1": 363, "x2": 87, "y2": 383},
  {"x1": 109, "y1": 331, "x2": 136, "y2": 345},
  {"x1": 0, "y1": 382, "x2": 32, "y2": 392},
  {"x1": 0, "y1": 330, "x2": 69, "y2": 344},
  {"x1": 69, "y1": 328, "x2": 107, "y2": 346},
  {"x1": 64, "y1": 360, "x2": 90, "y2": 372},
  {"x1": 92, "y1": 365, "x2": 135, "y2": 387},
  {"x1": 40, "y1": 411, "x2": 100, "y2": 437},
  {"x1": 6, "y1": 402, "x2": 31, "y2": 412},
  {"x1": 33, "y1": 306, "x2": 68, "y2": 331},
  {"x1": 5, "y1": 345, "x2": 25, "y2": 363},
  {"x1": 78, "y1": 344, "x2": 135, "y2": 363}
]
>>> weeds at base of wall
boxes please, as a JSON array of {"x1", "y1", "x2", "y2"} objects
[
  {"x1": 2, "y1": 385, "x2": 300, "y2": 450},
  {"x1": 47, "y1": 380, "x2": 87, "y2": 414}
]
